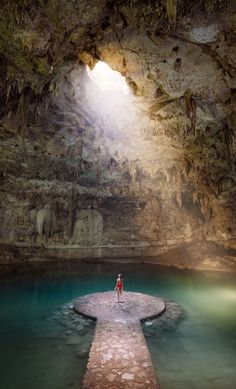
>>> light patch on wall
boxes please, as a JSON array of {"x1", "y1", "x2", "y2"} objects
[{"x1": 86, "y1": 61, "x2": 129, "y2": 95}]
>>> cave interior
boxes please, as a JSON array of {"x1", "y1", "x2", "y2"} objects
[{"x1": 0, "y1": 0, "x2": 236, "y2": 271}]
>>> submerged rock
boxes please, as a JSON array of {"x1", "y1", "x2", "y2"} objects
[
  {"x1": 76, "y1": 348, "x2": 89, "y2": 359},
  {"x1": 66, "y1": 334, "x2": 83, "y2": 345},
  {"x1": 144, "y1": 321, "x2": 154, "y2": 327},
  {"x1": 142, "y1": 299, "x2": 186, "y2": 336}
]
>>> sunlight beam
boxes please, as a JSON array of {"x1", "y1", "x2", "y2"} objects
[{"x1": 86, "y1": 61, "x2": 129, "y2": 95}]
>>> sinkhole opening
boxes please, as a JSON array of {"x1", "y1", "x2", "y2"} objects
[
  {"x1": 86, "y1": 61, "x2": 130, "y2": 95},
  {"x1": 82, "y1": 60, "x2": 137, "y2": 143}
]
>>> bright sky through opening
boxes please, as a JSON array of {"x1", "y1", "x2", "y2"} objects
[{"x1": 86, "y1": 61, "x2": 129, "y2": 95}]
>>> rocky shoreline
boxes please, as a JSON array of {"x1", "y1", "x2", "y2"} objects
[{"x1": 0, "y1": 240, "x2": 235, "y2": 273}]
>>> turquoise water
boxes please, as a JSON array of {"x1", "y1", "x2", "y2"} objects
[{"x1": 0, "y1": 262, "x2": 235, "y2": 389}]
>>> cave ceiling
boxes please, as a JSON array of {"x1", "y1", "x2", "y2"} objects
[{"x1": 0, "y1": 0, "x2": 236, "y2": 268}]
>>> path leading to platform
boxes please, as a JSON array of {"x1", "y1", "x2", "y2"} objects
[{"x1": 74, "y1": 291, "x2": 165, "y2": 388}]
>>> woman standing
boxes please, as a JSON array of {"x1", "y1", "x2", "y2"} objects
[{"x1": 114, "y1": 273, "x2": 124, "y2": 303}]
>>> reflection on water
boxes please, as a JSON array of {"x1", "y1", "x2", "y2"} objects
[{"x1": 0, "y1": 263, "x2": 235, "y2": 389}]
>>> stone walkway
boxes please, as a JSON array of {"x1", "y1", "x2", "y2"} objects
[{"x1": 74, "y1": 291, "x2": 165, "y2": 388}]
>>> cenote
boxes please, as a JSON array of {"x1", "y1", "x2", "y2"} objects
[
  {"x1": 0, "y1": 263, "x2": 236, "y2": 389},
  {"x1": 1, "y1": 2, "x2": 236, "y2": 388}
]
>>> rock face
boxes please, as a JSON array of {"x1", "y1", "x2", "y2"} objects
[{"x1": 0, "y1": 1, "x2": 236, "y2": 270}]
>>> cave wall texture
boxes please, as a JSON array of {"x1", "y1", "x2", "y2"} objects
[{"x1": 0, "y1": 0, "x2": 236, "y2": 270}]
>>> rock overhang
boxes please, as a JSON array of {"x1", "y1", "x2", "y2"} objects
[{"x1": 0, "y1": 1, "x2": 236, "y2": 269}]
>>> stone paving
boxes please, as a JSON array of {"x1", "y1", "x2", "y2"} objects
[{"x1": 74, "y1": 291, "x2": 165, "y2": 388}]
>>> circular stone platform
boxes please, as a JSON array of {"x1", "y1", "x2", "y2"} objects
[{"x1": 73, "y1": 291, "x2": 165, "y2": 322}]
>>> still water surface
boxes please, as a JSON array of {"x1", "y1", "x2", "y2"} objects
[{"x1": 0, "y1": 262, "x2": 235, "y2": 389}]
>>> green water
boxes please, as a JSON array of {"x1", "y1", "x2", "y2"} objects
[{"x1": 0, "y1": 262, "x2": 235, "y2": 389}]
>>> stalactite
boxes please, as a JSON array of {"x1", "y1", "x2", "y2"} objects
[
  {"x1": 184, "y1": 89, "x2": 196, "y2": 137},
  {"x1": 176, "y1": 190, "x2": 182, "y2": 208},
  {"x1": 16, "y1": 91, "x2": 30, "y2": 135},
  {"x1": 222, "y1": 124, "x2": 235, "y2": 170},
  {"x1": 16, "y1": 94, "x2": 24, "y2": 117},
  {"x1": 68, "y1": 186, "x2": 76, "y2": 238},
  {"x1": 192, "y1": 191, "x2": 198, "y2": 205},
  {"x1": 181, "y1": 156, "x2": 191, "y2": 177},
  {"x1": 201, "y1": 195, "x2": 213, "y2": 221},
  {"x1": 6, "y1": 83, "x2": 11, "y2": 104},
  {"x1": 166, "y1": 0, "x2": 177, "y2": 24},
  {"x1": 21, "y1": 92, "x2": 30, "y2": 135},
  {"x1": 34, "y1": 96, "x2": 39, "y2": 121}
]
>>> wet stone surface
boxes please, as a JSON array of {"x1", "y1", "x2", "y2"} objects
[
  {"x1": 74, "y1": 291, "x2": 166, "y2": 388},
  {"x1": 74, "y1": 291, "x2": 165, "y2": 322}
]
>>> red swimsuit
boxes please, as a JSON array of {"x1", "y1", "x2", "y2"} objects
[{"x1": 117, "y1": 280, "x2": 122, "y2": 290}]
